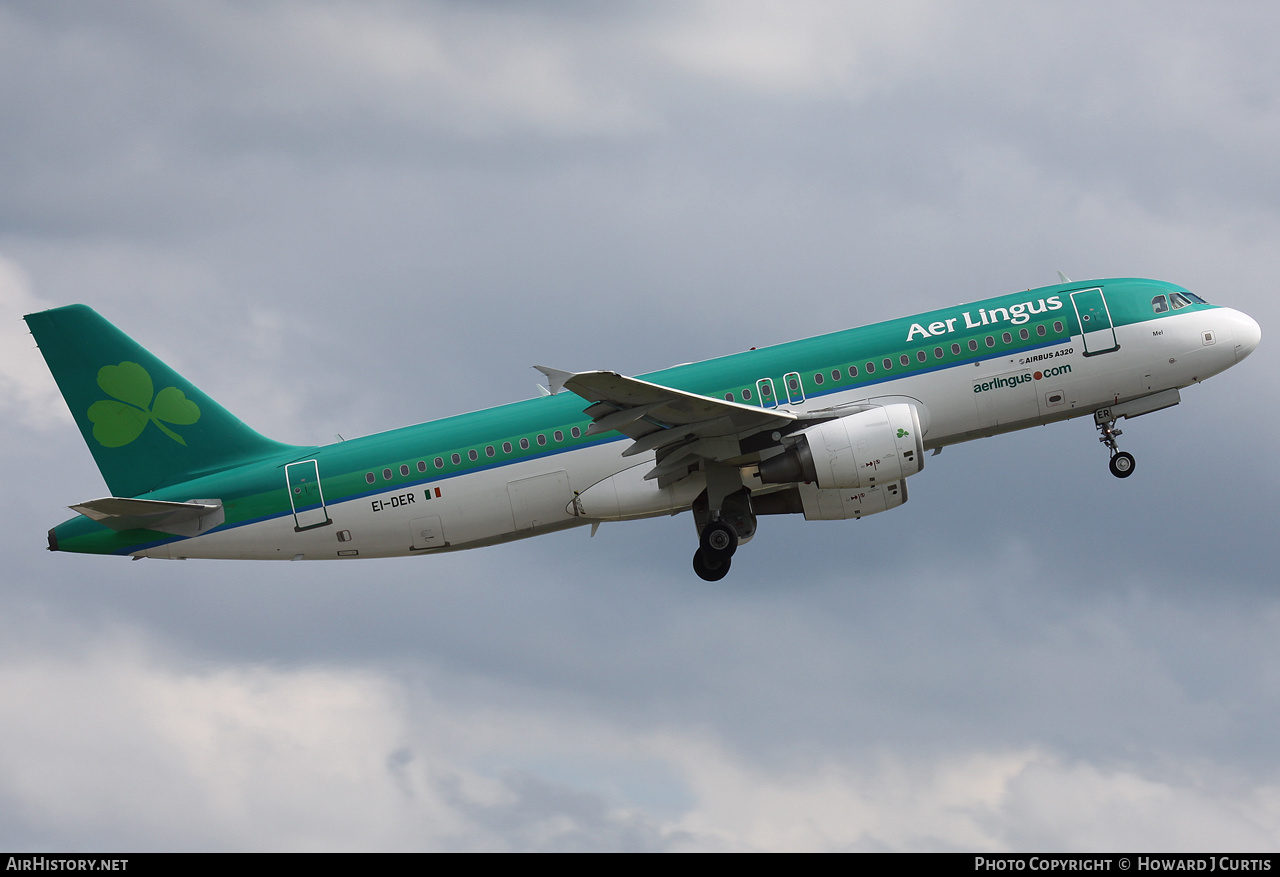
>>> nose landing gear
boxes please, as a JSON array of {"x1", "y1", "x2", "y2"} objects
[
  {"x1": 1108, "y1": 450, "x2": 1135, "y2": 478},
  {"x1": 1095, "y1": 408, "x2": 1136, "y2": 479}
]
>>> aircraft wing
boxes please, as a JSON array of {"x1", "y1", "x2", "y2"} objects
[{"x1": 535, "y1": 367, "x2": 797, "y2": 487}]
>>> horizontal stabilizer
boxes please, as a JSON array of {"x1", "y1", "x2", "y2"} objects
[{"x1": 71, "y1": 497, "x2": 225, "y2": 537}]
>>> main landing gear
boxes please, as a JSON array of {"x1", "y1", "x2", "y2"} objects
[
  {"x1": 691, "y1": 485, "x2": 754, "y2": 582},
  {"x1": 1095, "y1": 408, "x2": 1136, "y2": 479},
  {"x1": 692, "y1": 520, "x2": 738, "y2": 581}
]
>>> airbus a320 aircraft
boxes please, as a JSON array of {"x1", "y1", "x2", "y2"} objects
[{"x1": 26, "y1": 277, "x2": 1260, "y2": 580}]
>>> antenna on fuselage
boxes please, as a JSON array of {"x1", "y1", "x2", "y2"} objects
[{"x1": 1057, "y1": 271, "x2": 1072, "y2": 283}]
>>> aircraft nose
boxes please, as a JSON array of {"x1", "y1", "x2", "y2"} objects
[{"x1": 1230, "y1": 309, "x2": 1262, "y2": 363}]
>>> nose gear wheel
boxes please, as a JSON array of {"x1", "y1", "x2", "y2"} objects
[{"x1": 1095, "y1": 409, "x2": 1136, "y2": 479}]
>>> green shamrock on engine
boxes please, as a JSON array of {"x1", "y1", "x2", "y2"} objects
[{"x1": 87, "y1": 361, "x2": 201, "y2": 447}]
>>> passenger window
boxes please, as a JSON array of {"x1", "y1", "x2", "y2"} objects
[
  {"x1": 743, "y1": 388, "x2": 753, "y2": 400},
  {"x1": 1037, "y1": 325, "x2": 1047, "y2": 337},
  {"x1": 382, "y1": 468, "x2": 393, "y2": 480},
  {"x1": 365, "y1": 472, "x2": 375, "y2": 484},
  {"x1": 501, "y1": 442, "x2": 511, "y2": 454},
  {"x1": 1053, "y1": 321, "x2": 1064, "y2": 333},
  {"x1": 968, "y1": 339, "x2": 978, "y2": 351},
  {"x1": 1152, "y1": 295, "x2": 1169, "y2": 314},
  {"x1": 848, "y1": 366, "x2": 858, "y2": 378},
  {"x1": 813, "y1": 373, "x2": 824, "y2": 385},
  {"x1": 537, "y1": 434, "x2": 547, "y2": 446},
  {"x1": 571, "y1": 427, "x2": 581, "y2": 438},
  {"x1": 435, "y1": 457, "x2": 444, "y2": 469},
  {"x1": 985, "y1": 336, "x2": 995, "y2": 348},
  {"x1": 934, "y1": 347, "x2": 944, "y2": 359},
  {"x1": 451, "y1": 453, "x2": 461, "y2": 465},
  {"x1": 486, "y1": 446, "x2": 495, "y2": 457},
  {"x1": 900, "y1": 354, "x2": 910, "y2": 367},
  {"x1": 724, "y1": 393, "x2": 735, "y2": 401},
  {"x1": 400, "y1": 464, "x2": 410, "y2": 477},
  {"x1": 831, "y1": 370, "x2": 841, "y2": 381},
  {"x1": 554, "y1": 431, "x2": 563, "y2": 442},
  {"x1": 1019, "y1": 328, "x2": 1029, "y2": 340},
  {"x1": 866, "y1": 362, "x2": 875, "y2": 373},
  {"x1": 468, "y1": 449, "x2": 478, "y2": 461},
  {"x1": 917, "y1": 351, "x2": 927, "y2": 363},
  {"x1": 883, "y1": 358, "x2": 893, "y2": 370},
  {"x1": 519, "y1": 438, "x2": 529, "y2": 450},
  {"x1": 951, "y1": 343, "x2": 961, "y2": 355},
  {"x1": 417, "y1": 461, "x2": 426, "y2": 473},
  {"x1": 787, "y1": 377, "x2": 799, "y2": 391},
  {"x1": 1002, "y1": 332, "x2": 1011, "y2": 344}
]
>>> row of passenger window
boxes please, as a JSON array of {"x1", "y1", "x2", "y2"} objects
[
  {"x1": 722, "y1": 320, "x2": 1066, "y2": 403},
  {"x1": 364, "y1": 425, "x2": 585, "y2": 484},
  {"x1": 365, "y1": 317, "x2": 1074, "y2": 481}
]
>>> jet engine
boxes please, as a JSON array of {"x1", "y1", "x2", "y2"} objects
[{"x1": 757, "y1": 403, "x2": 924, "y2": 490}]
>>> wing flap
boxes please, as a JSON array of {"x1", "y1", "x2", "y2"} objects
[
  {"x1": 560, "y1": 370, "x2": 795, "y2": 444},
  {"x1": 541, "y1": 368, "x2": 801, "y2": 489}
]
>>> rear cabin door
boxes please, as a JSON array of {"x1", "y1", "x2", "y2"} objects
[{"x1": 285, "y1": 460, "x2": 330, "y2": 530}]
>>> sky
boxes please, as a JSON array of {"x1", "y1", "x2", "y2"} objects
[{"x1": 1, "y1": 0, "x2": 1279, "y2": 852}]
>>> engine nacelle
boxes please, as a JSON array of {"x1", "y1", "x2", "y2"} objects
[
  {"x1": 757, "y1": 403, "x2": 924, "y2": 490},
  {"x1": 797, "y1": 480, "x2": 906, "y2": 521}
]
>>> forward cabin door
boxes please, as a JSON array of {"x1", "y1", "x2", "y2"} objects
[
  {"x1": 1070, "y1": 288, "x2": 1119, "y2": 356},
  {"x1": 285, "y1": 460, "x2": 330, "y2": 530}
]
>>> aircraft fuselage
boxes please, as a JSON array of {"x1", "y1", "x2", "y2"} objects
[{"x1": 32, "y1": 278, "x2": 1261, "y2": 577}]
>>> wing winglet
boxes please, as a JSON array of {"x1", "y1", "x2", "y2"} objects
[{"x1": 533, "y1": 365, "x2": 577, "y2": 395}]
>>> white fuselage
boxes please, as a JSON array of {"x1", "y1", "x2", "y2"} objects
[{"x1": 137, "y1": 305, "x2": 1254, "y2": 561}]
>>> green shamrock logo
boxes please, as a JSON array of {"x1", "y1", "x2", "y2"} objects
[
  {"x1": 897, "y1": 428, "x2": 910, "y2": 438},
  {"x1": 87, "y1": 362, "x2": 200, "y2": 447}
]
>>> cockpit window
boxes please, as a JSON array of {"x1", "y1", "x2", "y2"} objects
[
  {"x1": 1152, "y1": 295, "x2": 1169, "y2": 314},
  {"x1": 1183, "y1": 291, "x2": 1206, "y2": 304},
  {"x1": 1170, "y1": 292, "x2": 1192, "y2": 309}
]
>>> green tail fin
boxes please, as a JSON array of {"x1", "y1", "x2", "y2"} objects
[{"x1": 25, "y1": 304, "x2": 301, "y2": 497}]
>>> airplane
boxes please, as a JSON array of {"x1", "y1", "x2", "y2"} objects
[{"x1": 25, "y1": 277, "x2": 1260, "y2": 580}]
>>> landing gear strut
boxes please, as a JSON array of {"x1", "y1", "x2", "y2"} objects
[{"x1": 1095, "y1": 408, "x2": 1136, "y2": 479}]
